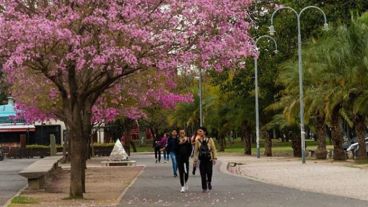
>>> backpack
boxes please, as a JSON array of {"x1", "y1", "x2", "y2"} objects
[{"x1": 199, "y1": 139, "x2": 211, "y2": 160}]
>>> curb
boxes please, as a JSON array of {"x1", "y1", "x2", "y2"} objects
[
  {"x1": 115, "y1": 165, "x2": 145, "y2": 206},
  {"x1": 218, "y1": 158, "x2": 280, "y2": 183},
  {"x1": 131, "y1": 152, "x2": 154, "y2": 155},
  {"x1": 4, "y1": 186, "x2": 27, "y2": 207},
  {"x1": 218, "y1": 158, "x2": 323, "y2": 185}
]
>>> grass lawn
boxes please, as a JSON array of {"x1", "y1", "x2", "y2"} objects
[
  {"x1": 9, "y1": 196, "x2": 39, "y2": 206},
  {"x1": 221, "y1": 139, "x2": 335, "y2": 156},
  {"x1": 135, "y1": 138, "x2": 334, "y2": 157},
  {"x1": 353, "y1": 159, "x2": 368, "y2": 165},
  {"x1": 222, "y1": 145, "x2": 294, "y2": 156},
  {"x1": 136, "y1": 145, "x2": 153, "y2": 152},
  {"x1": 223, "y1": 139, "x2": 316, "y2": 155}
]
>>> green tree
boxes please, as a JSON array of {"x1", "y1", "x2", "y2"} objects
[
  {"x1": 0, "y1": 68, "x2": 8, "y2": 104},
  {"x1": 278, "y1": 13, "x2": 368, "y2": 160}
]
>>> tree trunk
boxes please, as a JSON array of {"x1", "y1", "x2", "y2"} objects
[
  {"x1": 90, "y1": 135, "x2": 95, "y2": 157},
  {"x1": 331, "y1": 110, "x2": 346, "y2": 160},
  {"x1": 86, "y1": 135, "x2": 92, "y2": 159},
  {"x1": 283, "y1": 129, "x2": 290, "y2": 142},
  {"x1": 67, "y1": 99, "x2": 93, "y2": 198},
  {"x1": 131, "y1": 140, "x2": 137, "y2": 153},
  {"x1": 242, "y1": 123, "x2": 251, "y2": 155},
  {"x1": 81, "y1": 108, "x2": 93, "y2": 194},
  {"x1": 315, "y1": 116, "x2": 327, "y2": 159},
  {"x1": 281, "y1": 131, "x2": 286, "y2": 142},
  {"x1": 290, "y1": 129, "x2": 301, "y2": 157},
  {"x1": 67, "y1": 134, "x2": 71, "y2": 162},
  {"x1": 125, "y1": 132, "x2": 131, "y2": 156},
  {"x1": 251, "y1": 133, "x2": 256, "y2": 144},
  {"x1": 218, "y1": 131, "x2": 225, "y2": 152},
  {"x1": 244, "y1": 135, "x2": 251, "y2": 155},
  {"x1": 82, "y1": 133, "x2": 92, "y2": 193},
  {"x1": 305, "y1": 127, "x2": 309, "y2": 140},
  {"x1": 264, "y1": 130, "x2": 272, "y2": 157},
  {"x1": 219, "y1": 136, "x2": 225, "y2": 152},
  {"x1": 62, "y1": 127, "x2": 70, "y2": 163},
  {"x1": 354, "y1": 115, "x2": 367, "y2": 160},
  {"x1": 69, "y1": 131, "x2": 84, "y2": 198},
  {"x1": 81, "y1": 140, "x2": 87, "y2": 193}
]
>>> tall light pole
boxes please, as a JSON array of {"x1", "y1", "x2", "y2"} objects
[
  {"x1": 253, "y1": 35, "x2": 278, "y2": 159},
  {"x1": 199, "y1": 68, "x2": 203, "y2": 127},
  {"x1": 269, "y1": 6, "x2": 328, "y2": 163}
]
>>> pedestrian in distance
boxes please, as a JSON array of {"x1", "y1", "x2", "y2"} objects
[
  {"x1": 160, "y1": 133, "x2": 169, "y2": 163},
  {"x1": 153, "y1": 135, "x2": 162, "y2": 163},
  {"x1": 193, "y1": 127, "x2": 217, "y2": 193},
  {"x1": 120, "y1": 135, "x2": 127, "y2": 152},
  {"x1": 167, "y1": 129, "x2": 179, "y2": 177},
  {"x1": 176, "y1": 129, "x2": 192, "y2": 192},
  {"x1": 190, "y1": 130, "x2": 200, "y2": 175}
]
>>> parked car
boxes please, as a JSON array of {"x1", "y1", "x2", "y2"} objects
[
  {"x1": 0, "y1": 147, "x2": 4, "y2": 161},
  {"x1": 346, "y1": 137, "x2": 368, "y2": 159}
]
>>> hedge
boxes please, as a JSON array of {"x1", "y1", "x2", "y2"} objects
[{"x1": 5, "y1": 144, "x2": 114, "y2": 158}]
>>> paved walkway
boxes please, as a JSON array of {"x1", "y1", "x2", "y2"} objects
[
  {"x1": 221, "y1": 156, "x2": 368, "y2": 201},
  {"x1": 0, "y1": 158, "x2": 38, "y2": 206},
  {"x1": 119, "y1": 154, "x2": 368, "y2": 207}
]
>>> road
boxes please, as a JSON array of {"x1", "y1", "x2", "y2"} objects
[
  {"x1": 119, "y1": 154, "x2": 368, "y2": 207},
  {"x1": 0, "y1": 158, "x2": 38, "y2": 206}
]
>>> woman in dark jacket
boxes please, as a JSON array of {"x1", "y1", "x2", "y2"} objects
[
  {"x1": 153, "y1": 135, "x2": 162, "y2": 163},
  {"x1": 176, "y1": 129, "x2": 192, "y2": 192},
  {"x1": 193, "y1": 127, "x2": 217, "y2": 193}
]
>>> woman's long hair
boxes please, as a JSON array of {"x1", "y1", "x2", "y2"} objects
[{"x1": 191, "y1": 130, "x2": 198, "y2": 143}]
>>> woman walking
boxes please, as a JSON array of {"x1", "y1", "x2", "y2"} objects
[
  {"x1": 176, "y1": 129, "x2": 192, "y2": 192},
  {"x1": 153, "y1": 135, "x2": 162, "y2": 163},
  {"x1": 160, "y1": 133, "x2": 169, "y2": 163},
  {"x1": 190, "y1": 130, "x2": 199, "y2": 175},
  {"x1": 167, "y1": 129, "x2": 178, "y2": 177},
  {"x1": 193, "y1": 127, "x2": 217, "y2": 193}
]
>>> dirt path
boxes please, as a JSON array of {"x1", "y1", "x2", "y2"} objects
[{"x1": 10, "y1": 165, "x2": 143, "y2": 207}]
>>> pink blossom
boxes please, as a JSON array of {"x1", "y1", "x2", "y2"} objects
[{"x1": 0, "y1": 0, "x2": 255, "y2": 123}]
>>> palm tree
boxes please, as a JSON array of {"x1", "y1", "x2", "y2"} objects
[
  {"x1": 339, "y1": 16, "x2": 368, "y2": 159},
  {"x1": 292, "y1": 13, "x2": 368, "y2": 160},
  {"x1": 272, "y1": 22, "x2": 353, "y2": 160},
  {"x1": 268, "y1": 54, "x2": 322, "y2": 158},
  {"x1": 320, "y1": 15, "x2": 368, "y2": 160},
  {"x1": 304, "y1": 87, "x2": 329, "y2": 159}
]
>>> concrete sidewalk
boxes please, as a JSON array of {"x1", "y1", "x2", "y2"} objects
[
  {"x1": 0, "y1": 158, "x2": 38, "y2": 207},
  {"x1": 119, "y1": 154, "x2": 368, "y2": 207},
  {"x1": 221, "y1": 156, "x2": 368, "y2": 201}
]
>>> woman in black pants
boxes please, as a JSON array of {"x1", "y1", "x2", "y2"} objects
[
  {"x1": 153, "y1": 136, "x2": 162, "y2": 163},
  {"x1": 176, "y1": 129, "x2": 192, "y2": 192},
  {"x1": 193, "y1": 127, "x2": 217, "y2": 193}
]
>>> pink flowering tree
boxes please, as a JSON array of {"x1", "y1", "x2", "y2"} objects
[{"x1": 0, "y1": 0, "x2": 254, "y2": 197}]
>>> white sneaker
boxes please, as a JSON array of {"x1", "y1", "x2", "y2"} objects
[
  {"x1": 180, "y1": 186, "x2": 185, "y2": 193},
  {"x1": 185, "y1": 183, "x2": 188, "y2": 191}
]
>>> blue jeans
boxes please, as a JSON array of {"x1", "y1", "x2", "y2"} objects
[
  {"x1": 169, "y1": 152, "x2": 177, "y2": 176},
  {"x1": 163, "y1": 150, "x2": 169, "y2": 161}
]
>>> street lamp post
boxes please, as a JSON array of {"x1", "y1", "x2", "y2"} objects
[
  {"x1": 253, "y1": 35, "x2": 278, "y2": 159},
  {"x1": 269, "y1": 6, "x2": 328, "y2": 163},
  {"x1": 199, "y1": 68, "x2": 203, "y2": 127}
]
